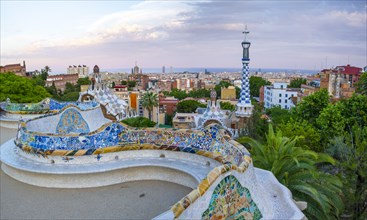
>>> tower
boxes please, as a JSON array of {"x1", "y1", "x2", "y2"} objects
[{"x1": 236, "y1": 27, "x2": 253, "y2": 118}]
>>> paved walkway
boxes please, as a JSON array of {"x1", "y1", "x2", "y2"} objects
[{"x1": 0, "y1": 164, "x2": 191, "y2": 219}]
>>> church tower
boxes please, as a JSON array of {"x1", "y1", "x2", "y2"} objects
[{"x1": 236, "y1": 27, "x2": 253, "y2": 118}]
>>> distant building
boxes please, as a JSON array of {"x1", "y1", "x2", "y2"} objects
[
  {"x1": 0, "y1": 61, "x2": 26, "y2": 76},
  {"x1": 128, "y1": 74, "x2": 149, "y2": 91},
  {"x1": 67, "y1": 65, "x2": 89, "y2": 78},
  {"x1": 159, "y1": 96, "x2": 179, "y2": 116},
  {"x1": 221, "y1": 86, "x2": 236, "y2": 100},
  {"x1": 113, "y1": 85, "x2": 128, "y2": 92},
  {"x1": 162, "y1": 66, "x2": 165, "y2": 74},
  {"x1": 172, "y1": 113, "x2": 198, "y2": 129},
  {"x1": 319, "y1": 65, "x2": 362, "y2": 99},
  {"x1": 45, "y1": 74, "x2": 79, "y2": 92},
  {"x1": 264, "y1": 82, "x2": 299, "y2": 109}
]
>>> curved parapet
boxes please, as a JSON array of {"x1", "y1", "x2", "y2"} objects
[{"x1": 1, "y1": 106, "x2": 305, "y2": 219}]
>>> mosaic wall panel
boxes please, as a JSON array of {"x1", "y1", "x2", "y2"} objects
[
  {"x1": 202, "y1": 175, "x2": 262, "y2": 220},
  {"x1": 49, "y1": 99, "x2": 98, "y2": 111},
  {"x1": 56, "y1": 108, "x2": 90, "y2": 134},
  {"x1": 17, "y1": 119, "x2": 248, "y2": 166}
]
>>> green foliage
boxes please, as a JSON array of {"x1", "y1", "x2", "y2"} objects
[
  {"x1": 168, "y1": 89, "x2": 188, "y2": 100},
  {"x1": 64, "y1": 82, "x2": 79, "y2": 94},
  {"x1": 265, "y1": 106, "x2": 291, "y2": 127},
  {"x1": 355, "y1": 72, "x2": 367, "y2": 95},
  {"x1": 127, "y1": 80, "x2": 136, "y2": 88},
  {"x1": 293, "y1": 89, "x2": 330, "y2": 126},
  {"x1": 59, "y1": 92, "x2": 80, "y2": 101},
  {"x1": 77, "y1": 77, "x2": 91, "y2": 86},
  {"x1": 289, "y1": 78, "x2": 307, "y2": 88},
  {"x1": 121, "y1": 80, "x2": 127, "y2": 85},
  {"x1": 244, "y1": 102, "x2": 269, "y2": 142},
  {"x1": 40, "y1": 66, "x2": 51, "y2": 80},
  {"x1": 176, "y1": 100, "x2": 206, "y2": 113},
  {"x1": 277, "y1": 119, "x2": 322, "y2": 152},
  {"x1": 111, "y1": 81, "x2": 116, "y2": 88},
  {"x1": 242, "y1": 125, "x2": 344, "y2": 220},
  {"x1": 220, "y1": 101, "x2": 235, "y2": 111},
  {"x1": 0, "y1": 73, "x2": 51, "y2": 103},
  {"x1": 122, "y1": 116, "x2": 156, "y2": 128},
  {"x1": 187, "y1": 89, "x2": 210, "y2": 98},
  {"x1": 165, "y1": 114, "x2": 173, "y2": 125},
  {"x1": 326, "y1": 125, "x2": 367, "y2": 219},
  {"x1": 235, "y1": 86, "x2": 241, "y2": 99},
  {"x1": 316, "y1": 103, "x2": 345, "y2": 143},
  {"x1": 141, "y1": 92, "x2": 158, "y2": 120},
  {"x1": 249, "y1": 76, "x2": 271, "y2": 97},
  {"x1": 31, "y1": 75, "x2": 45, "y2": 87}
]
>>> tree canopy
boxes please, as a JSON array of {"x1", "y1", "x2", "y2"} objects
[
  {"x1": 249, "y1": 76, "x2": 271, "y2": 97},
  {"x1": 0, "y1": 73, "x2": 51, "y2": 103},
  {"x1": 220, "y1": 101, "x2": 235, "y2": 111},
  {"x1": 289, "y1": 78, "x2": 307, "y2": 88},
  {"x1": 355, "y1": 72, "x2": 367, "y2": 95},
  {"x1": 176, "y1": 100, "x2": 206, "y2": 113},
  {"x1": 122, "y1": 116, "x2": 156, "y2": 128}
]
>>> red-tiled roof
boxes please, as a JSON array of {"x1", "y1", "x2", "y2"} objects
[{"x1": 335, "y1": 64, "x2": 362, "y2": 75}]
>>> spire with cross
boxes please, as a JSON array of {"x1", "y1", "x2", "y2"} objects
[{"x1": 236, "y1": 26, "x2": 253, "y2": 118}]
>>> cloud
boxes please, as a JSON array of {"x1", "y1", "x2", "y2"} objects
[{"x1": 1, "y1": 0, "x2": 366, "y2": 71}]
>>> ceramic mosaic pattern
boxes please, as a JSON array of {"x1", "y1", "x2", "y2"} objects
[
  {"x1": 49, "y1": 99, "x2": 98, "y2": 111},
  {"x1": 2, "y1": 98, "x2": 98, "y2": 114},
  {"x1": 5, "y1": 102, "x2": 49, "y2": 113},
  {"x1": 56, "y1": 108, "x2": 90, "y2": 134},
  {"x1": 14, "y1": 106, "x2": 255, "y2": 219},
  {"x1": 202, "y1": 175, "x2": 262, "y2": 220},
  {"x1": 17, "y1": 122, "x2": 247, "y2": 164}
]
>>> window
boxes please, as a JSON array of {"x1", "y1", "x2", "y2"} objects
[
  {"x1": 285, "y1": 94, "x2": 288, "y2": 98},
  {"x1": 279, "y1": 94, "x2": 282, "y2": 97},
  {"x1": 281, "y1": 85, "x2": 284, "y2": 89},
  {"x1": 291, "y1": 94, "x2": 294, "y2": 97},
  {"x1": 285, "y1": 105, "x2": 288, "y2": 109},
  {"x1": 285, "y1": 99, "x2": 288, "y2": 103},
  {"x1": 279, "y1": 99, "x2": 281, "y2": 103}
]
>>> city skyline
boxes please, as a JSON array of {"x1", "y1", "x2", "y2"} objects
[{"x1": 1, "y1": 0, "x2": 366, "y2": 73}]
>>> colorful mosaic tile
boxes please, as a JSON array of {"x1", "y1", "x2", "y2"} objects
[
  {"x1": 56, "y1": 108, "x2": 90, "y2": 134},
  {"x1": 202, "y1": 175, "x2": 262, "y2": 220},
  {"x1": 2, "y1": 98, "x2": 98, "y2": 114}
]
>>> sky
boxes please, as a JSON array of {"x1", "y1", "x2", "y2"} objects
[{"x1": 1, "y1": 0, "x2": 366, "y2": 73}]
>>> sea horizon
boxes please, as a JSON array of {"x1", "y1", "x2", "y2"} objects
[{"x1": 51, "y1": 67, "x2": 318, "y2": 75}]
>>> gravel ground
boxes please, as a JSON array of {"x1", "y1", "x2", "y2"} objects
[
  {"x1": 0, "y1": 127, "x2": 192, "y2": 219},
  {"x1": 0, "y1": 166, "x2": 192, "y2": 220}
]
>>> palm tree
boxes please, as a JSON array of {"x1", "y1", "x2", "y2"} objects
[
  {"x1": 44, "y1": 66, "x2": 51, "y2": 73},
  {"x1": 141, "y1": 91, "x2": 158, "y2": 121},
  {"x1": 242, "y1": 125, "x2": 344, "y2": 220}
]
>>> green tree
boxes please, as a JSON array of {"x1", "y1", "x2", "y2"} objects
[
  {"x1": 176, "y1": 100, "x2": 206, "y2": 113},
  {"x1": 316, "y1": 103, "x2": 345, "y2": 145},
  {"x1": 77, "y1": 77, "x2": 91, "y2": 86},
  {"x1": 127, "y1": 80, "x2": 136, "y2": 88},
  {"x1": 0, "y1": 73, "x2": 51, "y2": 103},
  {"x1": 220, "y1": 101, "x2": 235, "y2": 111},
  {"x1": 188, "y1": 88, "x2": 211, "y2": 98},
  {"x1": 121, "y1": 80, "x2": 127, "y2": 85},
  {"x1": 243, "y1": 102, "x2": 269, "y2": 141},
  {"x1": 289, "y1": 78, "x2": 307, "y2": 88},
  {"x1": 40, "y1": 66, "x2": 51, "y2": 80},
  {"x1": 355, "y1": 72, "x2": 367, "y2": 95},
  {"x1": 31, "y1": 75, "x2": 45, "y2": 87},
  {"x1": 293, "y1": 89, "x2": 330, "y2": 126},
  {"x1": 141, "y1": 92, "x2": 158, "y2": 121},
  {"x1": 170, "y1": 89, "x2": 188, "y2": 100},
  {"x1": 111, "y1": 81, "x2": 116, "y2": 88},
  {"x1": 249, "y1": 76, "x2": 271, "y2": 97},
  {"x1": 326, "y1": 125, "x2": 367, "y2": 219},
  {"x1": 265, "y1": 106, "x2": 291, "y2": 127},
  {"x1": 277, "y1": 119, "x2": 322, "y2": 152},
  {"x1": 60, "y1": 92, "x2": 80, "y2": 101},
  {"x1": 242, "y1": 125, "x2": 344, "y2": 220},
  {"x1": 122, "y1": 116, "x2": 156, "y2": 128}
]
